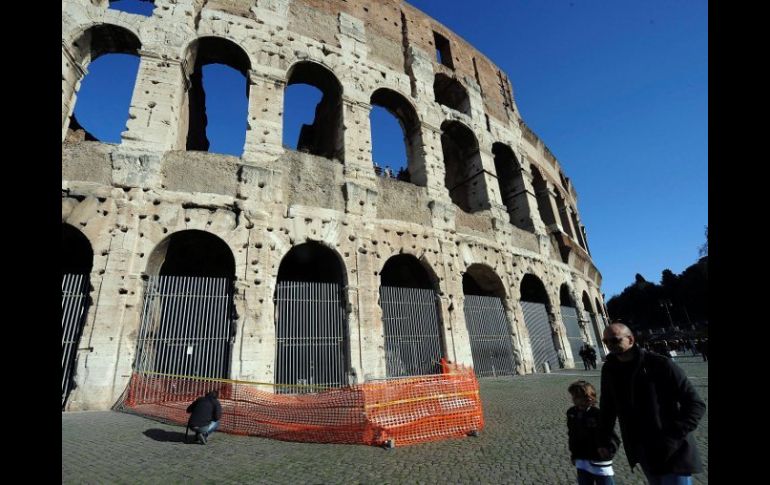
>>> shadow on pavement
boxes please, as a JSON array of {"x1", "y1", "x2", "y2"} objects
[{"x1": 143, "y1": 428, "x2": 189, "y2": 443}]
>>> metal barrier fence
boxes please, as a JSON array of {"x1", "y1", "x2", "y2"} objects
[
  {"x1": 62, "y1": 273, "x2": 89, "y2": 407},
  {"x1": 133, "y1": 276, "x2": 233, "y2": 402},
  {"x1": 560, "y1": 305, "x2": 582, "y2": 368},
  {"x1": 275, "y1": 281, "x2": 348, "y2": 394},
  {"x1": 463, "y1": 294, "x2": 516, "y2": 377},
  {"x1": 521, "y1": 301, "x2": 559, "y2": 372},
  {"x1": 380, "y1": 286, "x2": 444, "y2": 377}
]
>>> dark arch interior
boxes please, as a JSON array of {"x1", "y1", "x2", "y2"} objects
[
  {"x1": 583, "y1": 292, "x2": 595, "y2": 314},
  {"x1": 277, "y1": 242, "x2": 344, "y2": 284},
  {"x1": 380, "y1": 255, "x2": 434, "y2": 289},
  {"x1": 463, "y1": 265, "x2": 506, "y2": 299},
  {"x1": 441, "y1": 120, "x2": 484, "y2": 213},
  {"x1": 62, "y1": 224, "x2": 94, "y2": 275},
  {"x1": 434, "y1": 73, "x2": 470, "y2": 115},
  {"x1": 520, "y1": 274, "x2": 549, "y2": 304},
  {"x1": 159, "y1": 230, "x2": 235, "y2": 278},
  {"x1": 594, "y1": 297, "x2": 604, "y2": 317},
  {"x1": 559, "y1": 285, "x2": 575, "y2": 307}
]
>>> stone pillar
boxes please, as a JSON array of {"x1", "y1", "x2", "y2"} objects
[
  {"x1": 62, "y1": 41, "x2": 88, "y2": 141},
  {"x1": 512, "y1": 156, "x2": 546, "y2": 234},
  {"x1": 242, "y1": 70, "x2": 286, "y2": 164},
  {"x1": 547, "y1": 302, "x2": 573, "y2": 369},
  {"x1": 352, "y1": 249, "x2": 387, "y2": 381},
  {"x1": 121, "y1": 51, "x2": 189, "y2": 151},
  {"x1": 342, "y1": 97, "x2": 376, "y2": 182}
]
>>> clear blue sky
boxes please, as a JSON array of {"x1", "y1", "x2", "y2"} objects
[{"x1": 77, "y1": 0, "x2": 707, "y2": 300}]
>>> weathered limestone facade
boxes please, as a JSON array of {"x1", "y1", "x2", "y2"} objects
[{"x1": 62, "y1": 0, "x2": 608, "y2": 411}]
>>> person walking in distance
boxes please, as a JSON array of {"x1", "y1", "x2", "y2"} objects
[{"x1": 598, "y1": 323, "x2": 706, "y2": 484}]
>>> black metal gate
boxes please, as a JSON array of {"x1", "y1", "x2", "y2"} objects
[
  {"x1": 380, "y1": 286, "x2": 444, "y2": 377},
  {"x1": 521, "y1": 301, "x2": 559, "y2": 372},
  {"x1": 275, "y1": 281, "x2": 348, "y2": 393},
  {"x1": 134, "y1": 276, "x2": 234, "y2": 381},
  {"x1": 463, "y1": 295, "x2": 516, "y2": 377},
  {"x1": 62, "y1": 273, "x2": 90, "y2": 408},
  {"x1": 584, "y1": 311, "x2": 607, "y2": 360}
]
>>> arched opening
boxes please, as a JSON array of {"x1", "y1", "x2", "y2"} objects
[
  {"x1": 462, "y1": 265, "x2": 516, "y2": 377},
  {"x1": 585, "y1": 292, "x2": 606, "y2": 359},
  {"x1": 554, "y1": 191, "x2": 575, "y2": 238},
  {"x1": 275, "y1": 242, "x2": 348, "y2": 392},
  {"x1": 134, "y1": 230, "x2": 236, "y2": 383},
  {"x1": 183, "y1": 37, "x2": 250, "y2": 155},
  {"x1": 493, "y1": 143, "x2": 530, "y2": 230},
  {"x1": 433, "y1": 73, "x2": 470, "y2": 115},
  {"x1": 369, "y1": 88, "x2": 426, "y2": 186},
  {"x1": 440, "y1": 120, "x2": 488, "y2": 213},
  {"x1": 62, "y1": 224, "x2": 94, "y2": 409},
  {"x1": 570, "y1": 208, "x2": 588, "y2": 250},
  {"x1": 519, "y1": 274, "x2": 558, "y2": 372},
  {"x1": 108, "y1": 0, "x2": 154, "y2": 16},
  {"x1": 531, "y1": 167, "x2": 557, "y2": 227},
  {"x1": 380, "y1": 255, "x2": 445, "y2": 377},
  {"x1": 283, "y1": 61, "x2": 344, "y2": 161},
  {"x1": 559, "y1": 283, "x2": 582, "y2": 367},
  {"x1": 64, "y1": 24, "x2": 141, "y2": 143}
]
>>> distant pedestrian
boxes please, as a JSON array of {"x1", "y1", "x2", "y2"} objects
[
  {"x1": 186, "y1": 390, "x2": 222, "y2": 445},
  {"x1": 586, "y1": 345, "x2": 598, "y2": 370},
  {"x1": 578, "y1": 344, "x2": 592, "y2": 370},
  {"x1": 599, "y1": 323, "x2": 706, "y2": 484},
  {"x1": 567, "y1": 380, "x2": 620, "y2": 484}
]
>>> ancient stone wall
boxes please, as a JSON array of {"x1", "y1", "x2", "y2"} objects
[{"x1": 62, "y1": 0, "x2": 606, "y2": 410}]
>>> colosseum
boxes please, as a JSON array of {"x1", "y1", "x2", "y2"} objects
[{"x1": 62, "y1": 0, "x2": 610, "y2": 411}]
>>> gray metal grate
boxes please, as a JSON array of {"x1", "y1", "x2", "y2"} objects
[
  {"x1": 380, "y1": 286, "x2": 444, "y2": 377},
  {"x1": 62, "y1": 273, "x2": 89, "y2": 408},
  {"x1": 521, "y1": 301, "x2": 559, "y2": 372},
  {"x1": 274, "y1": 281, "x2": 348, "y2": 394},
  {"x1": 463, "y1": 294, "x2": 516, "y2": 377}
]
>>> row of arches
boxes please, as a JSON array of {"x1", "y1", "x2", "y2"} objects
[
  {"x1": 62, "y1": 223, "x2": 605, "y2": 407},
  {"x1": 63, "y1": 24, "x2": 587, "y2": 247}
]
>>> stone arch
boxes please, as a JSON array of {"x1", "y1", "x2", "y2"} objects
[
  {"x1": 182, "y1": 36, "x2": 252, "y2": 154},
  {"x1": 284, "y1": 60, "x2": 345, "y2": 161},
  {"x1": 134, "y1": 230, "x2": 237, "y2": 381},
  {"x1": 554, "y1": 190, "x2": 574, "y2": 238},
  {"x1": 62, "y1": 223, "x2": 95, "y2": 409},
  {"x1": 434, "y1": 73, "x2": 470, "y2": 115},
  {"x1": 62, "y1": 23, "x2": 142, "y2": 140},
  {"x1": 369, "y1": 87, "x2": 426, "y2": 186},
  {"x1": 274, "y1": 241, "x2": 350, "y2": 391},
  {"x1": 145, "y1": 229, "x2": 236, "y2": 278},
  {"x1": 440, "y1": 120, "x2": 488, "y2": 213},
  {"x1": 379, "y1": 254, "x2": 446, "y2": 377},
  {"x1": 559, "y1": 282, "x2": 583, "y2": 366},
  {"x1": 519, "y1": 273, "x2": 559, "y2": 372},
  {"x1": 530, "y1": 166, "x2": 557, "y2": 226},
  {"x1": 462, "y1": 264, "x2": 517, "y2": 377},
  {"x1": 492, "y1": 142, "x2": 531, "y2": 230}
]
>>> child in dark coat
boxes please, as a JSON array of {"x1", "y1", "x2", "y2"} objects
[{"x1": 567, "y1": 380, "x2": 620, "y2": 485}]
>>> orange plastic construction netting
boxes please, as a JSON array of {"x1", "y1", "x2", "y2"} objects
[{"x1": 120, "y1": 363, "x2": 484, "y2": 447}]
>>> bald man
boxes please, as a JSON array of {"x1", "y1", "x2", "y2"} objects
[{"x1": 598, "y1": 323, "x2": 705, "y2": 485}]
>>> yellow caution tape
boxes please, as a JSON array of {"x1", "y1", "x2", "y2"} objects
[{"x1": 364, "y1": 390, "x2": 479, "y2": 410}]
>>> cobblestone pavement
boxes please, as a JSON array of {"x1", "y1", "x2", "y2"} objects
[{"x1": 62, "y1": 357, "x2": 707, "y2": 484}]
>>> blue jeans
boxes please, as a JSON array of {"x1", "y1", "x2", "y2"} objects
[
  {"x1": 193, "y1": 420, "x2": 219, "y2": 438},
  {"x1": 577, "y1": 468, "x2": 615, "y2": 485},
  {"x1": 202, "y1": 420, "x2": 219, "y2": 435},
  {"x1": 637, "y1": 451, "x2": 692, "y2": 485}
]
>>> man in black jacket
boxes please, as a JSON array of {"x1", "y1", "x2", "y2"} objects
[
  {"x1": 598, "y1": 323, "x2": 705, "y2": 484},
  {"x1": 186, "y1": 390, "x2": 223, "y2": 445}
]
